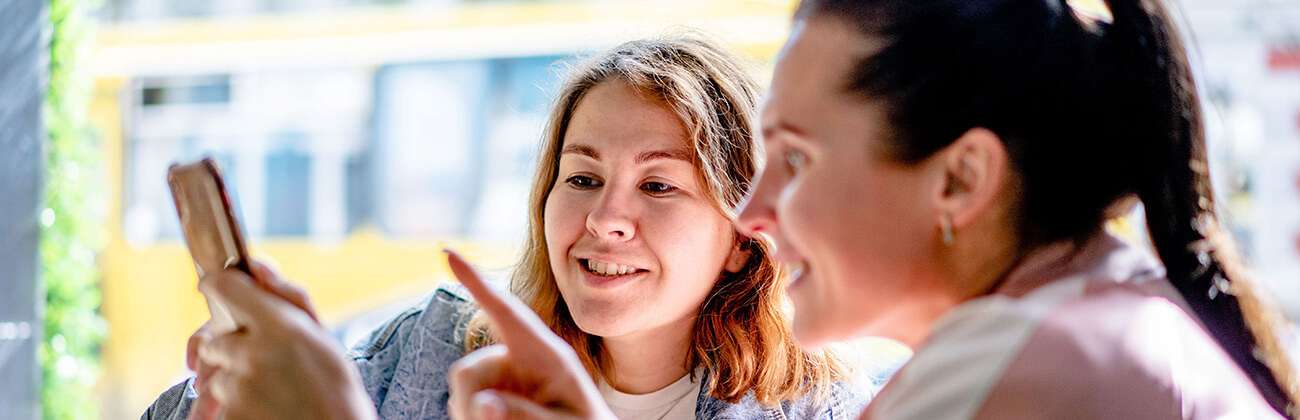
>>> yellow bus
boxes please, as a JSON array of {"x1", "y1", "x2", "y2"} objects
[{"x1": 88, "y1": 1, "x2": 795, "y2": 417}]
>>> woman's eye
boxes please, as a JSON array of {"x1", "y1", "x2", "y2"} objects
[
  {"x1": 640, "y1": 181, "x2": 678, "y2": 195},
  {"x1": 565, "y1": 175, "x2": 602, "y2": 189},
  {"x1": 784, "y1": 149, "x2": 807, "y2": 174}
]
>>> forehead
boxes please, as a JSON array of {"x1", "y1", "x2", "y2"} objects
[
  {"x1": 564, "y1": 80, "x2": 691, "y2": 154},
  {"x1": 764, "y1": 18, "x2": 882, "y2": 124}
]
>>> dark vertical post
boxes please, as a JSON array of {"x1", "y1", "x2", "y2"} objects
[{"x1": 0, "y1": 0, "x2": 48, "y2": 418}]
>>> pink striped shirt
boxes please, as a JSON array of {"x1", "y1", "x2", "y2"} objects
[{"x1": 863, "y1": 233, "x2": 1281, "y2": 419}]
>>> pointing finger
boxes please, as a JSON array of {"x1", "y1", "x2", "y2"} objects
[{"x1": 444, "y1": 250, "x2": 554, "y2": 351}]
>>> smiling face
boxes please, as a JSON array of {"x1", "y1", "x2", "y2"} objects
[
  {"x1": 737, "y1": 17, "x2": 954, "y2": 348},
  {"x1": 544, "y1": 80, "x2": 739, "y2": 340}
]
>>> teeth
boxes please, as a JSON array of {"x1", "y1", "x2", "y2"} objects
[{"x1": 585, "y1": 259, "x2": 636, "y2": 276}]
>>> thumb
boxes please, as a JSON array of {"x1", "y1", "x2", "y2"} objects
[{"x1": 474, "y1": 390, "x2": 569, "y2": 420}]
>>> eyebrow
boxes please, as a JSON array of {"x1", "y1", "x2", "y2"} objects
[
  {"x1": 635, "y1": 149, "x2": 694, "y2": 164},
  {"x1": 761, "y1": 121, "x2": 807, "y2": 141},
  {"x1": 561, "y1": 143, "x2": 694, "y2": 164},
  {"x1": 561, "y1": 144, "x2": 600, "y2": 160}
]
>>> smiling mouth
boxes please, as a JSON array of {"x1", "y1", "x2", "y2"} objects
[{"x1": 578, "y1": 258, "x2": 649, "y2": 277}]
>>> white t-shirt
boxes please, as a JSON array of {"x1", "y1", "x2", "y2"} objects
[{"x1": 598, "y1": 372, "x2": 701, "y2": 420}]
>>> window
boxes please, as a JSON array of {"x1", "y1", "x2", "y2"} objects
[
  {"x1": 264, "y1": 136, "x2": 313, "y2": 237},
  {"x1": 370, "y1": 55, "x2": 567, "y2": 241},
  {"x1": 139, "y1": 76, "x2": 230, "y2": 107},
  {"x1": 123, "y1": 69, "x2": 370, "y2": 243}
]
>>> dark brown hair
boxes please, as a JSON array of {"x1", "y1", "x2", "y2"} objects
[{"x1": 796, "y1": 0, "x2": 1297, "y2": 416}]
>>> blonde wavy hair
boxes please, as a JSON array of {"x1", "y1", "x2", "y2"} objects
[{"x1": 464, "y1": 36, "x2": 845, "y2": 405}]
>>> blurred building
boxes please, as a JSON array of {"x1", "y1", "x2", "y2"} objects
[
  {"x1": 101, "y1": 0, "x2": 479, "y2": 22},
  {"x1": 1179, "y1": 0, "x2": 1300, "y2": 319}
]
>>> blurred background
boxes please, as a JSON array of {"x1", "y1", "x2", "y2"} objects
[{"x1": 1, "y1": 0, "x2": 1298, "y2": 419}]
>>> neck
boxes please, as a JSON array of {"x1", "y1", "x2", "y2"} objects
[
  {"x1": 600, "y1": 316, "x2": 694, "y2": 394},
  {"x1": 890, "y1": 222, "x2": 1022, "y2": 348},
  {"x1": 872, "y1": 290, "x2": 964, "y2": 348}
]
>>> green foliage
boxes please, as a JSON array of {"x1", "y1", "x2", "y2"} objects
[{"x1": 42, "y1": 0, "x2": 107, "y2": 418}]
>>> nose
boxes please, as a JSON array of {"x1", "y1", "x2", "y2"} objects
[
  {"x1": 735, "y1": 166, "x2": 778, "y2": 237},
  {"x1": 586, "y1": 193, "x2": 636, "y2": 242}
]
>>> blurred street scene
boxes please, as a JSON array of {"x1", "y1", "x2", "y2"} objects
[{"x1": 0, "y1": 0, "x2": 1296, "y2": 418}]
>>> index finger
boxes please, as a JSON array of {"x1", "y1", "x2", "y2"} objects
[
  {"x1": 249, "y1": 260, "x2": 319, "y2": 322},
  {"x1": 444, "y1": 249, "x2": 554, "y2": 350}
]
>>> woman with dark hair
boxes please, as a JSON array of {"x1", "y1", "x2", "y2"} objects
[
  {"x1": 733, "y1": 0, "x2": 1298, "y2": 417},
  {"x1": 439, "y1": 0, "x2": 1299, "y2": 418}
]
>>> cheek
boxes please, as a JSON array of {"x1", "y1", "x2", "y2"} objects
[
  {"x1": 785, "y1": 161, "x2": 932, "y2": 288},
  {"x1": 781, "y1": 162, "x2": 935, "y2": 344},
  {"x1": 543, "y1": 190, "x2": 584, "y2": 260},
  {"x1": 643, "y1": 200, "x2": 733, "y2": 289},
  {"x1": 848, "y1": 172, "x2": 931, "y2": 248}
]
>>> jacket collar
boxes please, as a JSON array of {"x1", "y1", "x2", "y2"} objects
[{"x1": 692, "y1": 370, "x2": 788, "y2": 420}]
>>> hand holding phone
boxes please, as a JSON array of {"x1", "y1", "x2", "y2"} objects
[{"x1": 167, "y1": 157, "x2": 250, "y2": 334}]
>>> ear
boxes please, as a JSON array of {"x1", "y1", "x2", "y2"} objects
[
  {"x1": 932, "y1": 128, "x2": 1010, "y2": 230},
  {"x1": 723, "y1": 237, "x2": 753, "y2": 273}
]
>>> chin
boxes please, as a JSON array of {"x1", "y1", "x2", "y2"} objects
[
  {"x1": 567, "y1": 299, "x2": 636, "y2": 337},
  {"x1": 791, "y1": 312, "x2": 835, "y2": 351},
  {"x1": 788, "y1": 289, "x2": 825, "y2": 342}
]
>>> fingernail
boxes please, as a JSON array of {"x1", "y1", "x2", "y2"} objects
[{"x1": 473, "y1": 391, "x2": 506, "y2": 420}]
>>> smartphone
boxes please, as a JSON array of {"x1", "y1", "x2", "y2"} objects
[{"x1": 167, "y1": 157, "x2": 250, "y2": 334}]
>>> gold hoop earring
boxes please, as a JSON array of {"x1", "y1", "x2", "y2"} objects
[{"x1": 940, "y1": 215, "x2": 955, "y2": 246}]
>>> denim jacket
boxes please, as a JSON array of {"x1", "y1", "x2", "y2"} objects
[{"x1": 143, "y1": 285, "x2": 873, "y2": 419}]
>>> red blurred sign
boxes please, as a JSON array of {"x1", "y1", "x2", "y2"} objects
[{"x1": 1270, "y1": 46, "x2": 1300, "y2": 71}]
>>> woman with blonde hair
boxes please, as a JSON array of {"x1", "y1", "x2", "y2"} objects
[{"x1": 144, "y1": 35, "x2": 872, "y2": 420}]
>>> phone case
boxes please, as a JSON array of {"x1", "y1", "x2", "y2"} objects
[{"x1": 167, "y1": 157, "x2": 250, "y2": 334}]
